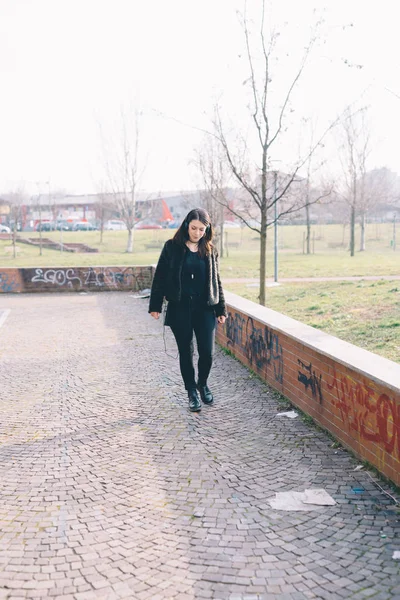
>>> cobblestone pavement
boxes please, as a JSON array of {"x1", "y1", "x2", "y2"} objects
[{"x1": 0, "y1": 292, "x2": 399, "y2": 600}]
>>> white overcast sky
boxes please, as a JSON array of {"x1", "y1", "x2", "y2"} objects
[{"x1": 0, "y1": 0, "x2": 399, "y2": 195}]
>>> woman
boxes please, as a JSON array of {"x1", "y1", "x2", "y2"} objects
[{"x1": 149, "y1": 208, "x2": 227, "y2": 412}]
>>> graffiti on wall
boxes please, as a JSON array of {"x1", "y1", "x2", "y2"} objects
[
  {"x1": 298, "y1": 359, "x2": 323, "y2": 404},
  {"x1": 226, "y1": 311, "x2": 283, "y2": 384},
  {"x1": 80, "y1": 267, "x2": 148, "y2": 289},
  {"x1": 0, "y1": 271, "x2": 19, "y2": 293},
  {"x1": 27, "y1": 267, "x2": 150, "y2": 291},
  {"x1": 31, "y1": 268, "x2": 81, "y2": 288},
  {"x1": 226, "y1": 311, "x2": 245, "y2": 347},
  {"x1": 328, "y1": 368, "x2": 400, "y2": 458}
]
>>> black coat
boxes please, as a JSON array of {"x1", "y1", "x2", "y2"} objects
[{"x1": 148, "y1": 239, "x2": 227, "y2": 317}]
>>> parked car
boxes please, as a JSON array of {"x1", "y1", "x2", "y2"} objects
[
  {"x1": 104, "y1": 219, "x2": 127, "y2": 231},
  {"x1": 72, "y1": 221, "x2": 97, "y2": 231},
  {"x1": 56, "y1": 220, "x2": 73, "y2": 231},
  {"x1": 0, "y1": 224, "x2": 11, "y2": 233},
  {"x1": 36, "y1": 221, "x2": 56, "y2": 231},
  {"x1": 134, "y1": 221, "x2": 163, "y2": 230}
]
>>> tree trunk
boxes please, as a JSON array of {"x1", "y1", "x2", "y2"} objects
[
  {"x1": 99, "y1": 206, "x2": 104, "y2": 244},
  {"x1": 38, "y1": 203, "x2": 43, "y2": 256},
  {"x1": 126, "y1": 228, "x2": 134, "y2": 253},
  {"x1": 259, "y1": 210, "x2": 267, "y2": 306},
  {"x1": 12, "y1": 227, "x2": 17, "y2": 259},
  {"x1": 350, "y1": 205, "x2": 356, "y2": 256},
  {"x1": 305, "y1": 202, "x2": 311, "y2": 254},
  {"x1": 220, "y1": 223, "x2": 224, "y2": 258},
  {"x1": 359, "y1": 212, "x2": 366, "y2": 251}
]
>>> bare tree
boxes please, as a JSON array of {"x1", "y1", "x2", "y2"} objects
[
  {"x1": 100, "y1": 107, "x2": 145, "y2": 253},
  {"x1": 296, "y1": 118, "x2": 333, "y2": 253},
  {"x1": 303, "y1": 155, "x2": 314, "y2": 255},
  {"x1": 337, "y1": 107, "x2": 371, "y2": 255},
  {"x1": 6, "y1": 188, "x2": 27, "y2": 259},
  {"x1": 211, "y1": 1, "x2": 338, "y2": 305},
  {"x1": 95, "y1": 183, "x2": 116, "y2": 244},
  {"x1": 193, "y1": 135, "x2": 233, "y2": 257},
  {"x1": 359, "y1": 167, "x2": 398, "y2": 248}
]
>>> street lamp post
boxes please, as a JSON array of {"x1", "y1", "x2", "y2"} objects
[
  {"x1": 273, "y1": 170, "x2": 278, "y2": 283},
  {"x1": 35, "y1": 184, "x2": 43, "y2": 257},
  {"x1": 35, "y1": 180, "x2": 50, "y2": 256}
]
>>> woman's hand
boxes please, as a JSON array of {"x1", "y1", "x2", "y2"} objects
[
  {"x1": 217, "y1": 315, "x2": 226, "y2": 324},
  {"x1": 150, "y1": 312, "x2": 160, "y2": 319}
]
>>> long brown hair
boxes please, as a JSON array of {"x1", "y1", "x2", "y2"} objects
[{"x1": 173, "y1": 208, "x2": 213, "y2": 257}]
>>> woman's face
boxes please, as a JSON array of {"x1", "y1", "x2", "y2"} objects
[{"x1": 188, "y1": 219, "x2": 207, "y2": 243}]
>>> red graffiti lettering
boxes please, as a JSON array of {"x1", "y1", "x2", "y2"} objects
[
  {"x1": 328, "y1": 369, "x2": 399, "y2": 459},
  {"x1": 377, "y1": 394, "x2": 399, "y2": 455}
]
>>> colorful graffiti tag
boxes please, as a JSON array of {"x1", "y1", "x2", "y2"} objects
[
  {"x1": 328, "y1": 368, "x2": 400, "y2": 458},
  {"x1": 0, "y1": 270, "x2": 20, "y2": 293}
]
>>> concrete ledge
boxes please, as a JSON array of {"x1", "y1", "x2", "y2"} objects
[
  {"x1": 217, "y1": 291, "x2": 400, "y2": 486},
  {"x1": 225, "y1": 291, "x2": 400, "y2": 394}
]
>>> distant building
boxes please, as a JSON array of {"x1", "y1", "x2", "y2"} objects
[
  {"x1": 0, "y1": 197, "x2": 10, "y2": 225},
  {"x1": 14, "y1": 190, "x2": 205, "y2": 231}
]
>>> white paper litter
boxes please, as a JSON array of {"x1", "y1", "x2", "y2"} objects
[
  {"x1": 353, "y1": 465, "x2": 364, "y2": 471},
  {"x1": 393, "y1": 551, "x2": 400, "y2": 560},
  {"x1": 269, "y1": 492, "x2": 311, "y2": 511},
  {"x1": 276, "y1": 410, "x2": 298, "y2": 419},
  {"x1": 268, "y1": 489, "x2": 336, "y2": 511},
  {"x1": 303, "y1": 489, "x2": 337, "y2": 506}
]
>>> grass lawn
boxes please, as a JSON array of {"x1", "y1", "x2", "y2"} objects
[
  {"x1": 1, "y1": 224, "x2": 399, "y2": 363},
  {"x1": 219, "y1": 250, "x2": 400, "y2": 279},
  {"x1": 0, "y1": 229, "x2": 168, "y2": 267}
]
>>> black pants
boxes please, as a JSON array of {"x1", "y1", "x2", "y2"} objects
[{"x1": 167, "y1": 297, "x2": 216, "y2": 391}]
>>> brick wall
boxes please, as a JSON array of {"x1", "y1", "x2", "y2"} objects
[
  {"x1": 0, "y1": 266, "x2": 154, "y2": 293},
  {"x1": 217, "y1": 291, "x2": 400, "y2": 486}
]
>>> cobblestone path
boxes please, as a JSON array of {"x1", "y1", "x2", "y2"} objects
[{"x1": 0, "y1": 293, "x2": 399, "y2": 600}]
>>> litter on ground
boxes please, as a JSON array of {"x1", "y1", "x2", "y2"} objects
[
  {"x1": 276, "y1": 410, "x2": 298, "y2": 419},
  {"x1": 268, "y1": 489, "x2": 336, "y2": 511}
]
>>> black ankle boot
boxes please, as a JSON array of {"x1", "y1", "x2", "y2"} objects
[
  {"x1": 188, "y1": 388, "x2": 201, "y2": 412},
  {"x1": 197, "y1": 383, "x2": 213, "y2": 405}
]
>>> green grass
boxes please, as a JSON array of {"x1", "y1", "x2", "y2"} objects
[
  {"x1": 0, "y1": 229, "x2": 170, "y2": 266},
  {"x1": 220, "y1": 249, "x2": 400, "y2": 279}
]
